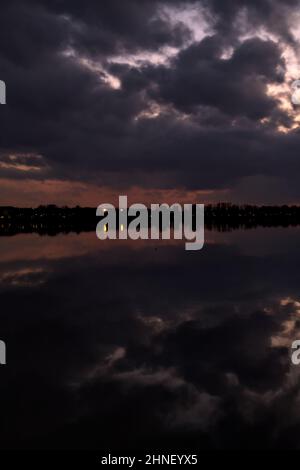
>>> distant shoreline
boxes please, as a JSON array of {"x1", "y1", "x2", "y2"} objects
[{"x1": 1, "y1": 204, "x2": 300, "y2": 235}]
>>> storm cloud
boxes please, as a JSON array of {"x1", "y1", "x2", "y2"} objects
[{"x1": 1, "y1": 0, "x2": 300, "y2": 203}]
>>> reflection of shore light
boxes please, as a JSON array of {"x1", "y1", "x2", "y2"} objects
[
  {"x1": 121, "y1": 224, "x2": 124, "y2": 231},
  {"x1": 104, "y1": 225, "x2": 108, "y2": 232}
]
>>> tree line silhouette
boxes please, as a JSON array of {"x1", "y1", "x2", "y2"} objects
[{"x1": 1, "y1": 203, "x2": 300, "y2": 236}]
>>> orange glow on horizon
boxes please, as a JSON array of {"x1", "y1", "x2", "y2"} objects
[{"x1": 0, "y1": 178, "x2": 229, "y2": 208}]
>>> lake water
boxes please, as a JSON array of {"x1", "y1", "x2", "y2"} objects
[{"x1": 0, "y1": 227, "x2": 300, "y2": 449}]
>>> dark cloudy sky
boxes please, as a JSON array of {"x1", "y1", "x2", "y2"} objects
[{"x1": 1, "y1": 0, "x2": 300, "y2": 206}]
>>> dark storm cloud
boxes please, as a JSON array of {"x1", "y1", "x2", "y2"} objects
[
  {"x1": 138, "y1": 36, "x2": 285, "y2": 119},
  {"x1": 202, "y1": 0, "x2": 300, "y2": 44},
  {"x1": 0, "y1": 0, "x2": 300, "y2": 196},
  {"x1": 18, "y1": 0, "x2": 192, "y2": 58},
  {"x1": 0, "y1": 2, "x2": 70, "y2": 67}
]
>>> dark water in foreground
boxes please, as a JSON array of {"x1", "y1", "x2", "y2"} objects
[{"x1": 0, "y1": 228, "x2": 300, "y2": 450}]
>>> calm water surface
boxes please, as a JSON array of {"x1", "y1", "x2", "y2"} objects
[{"x1": 0, "y1": 228, "x2": 300, "y2": 449}]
